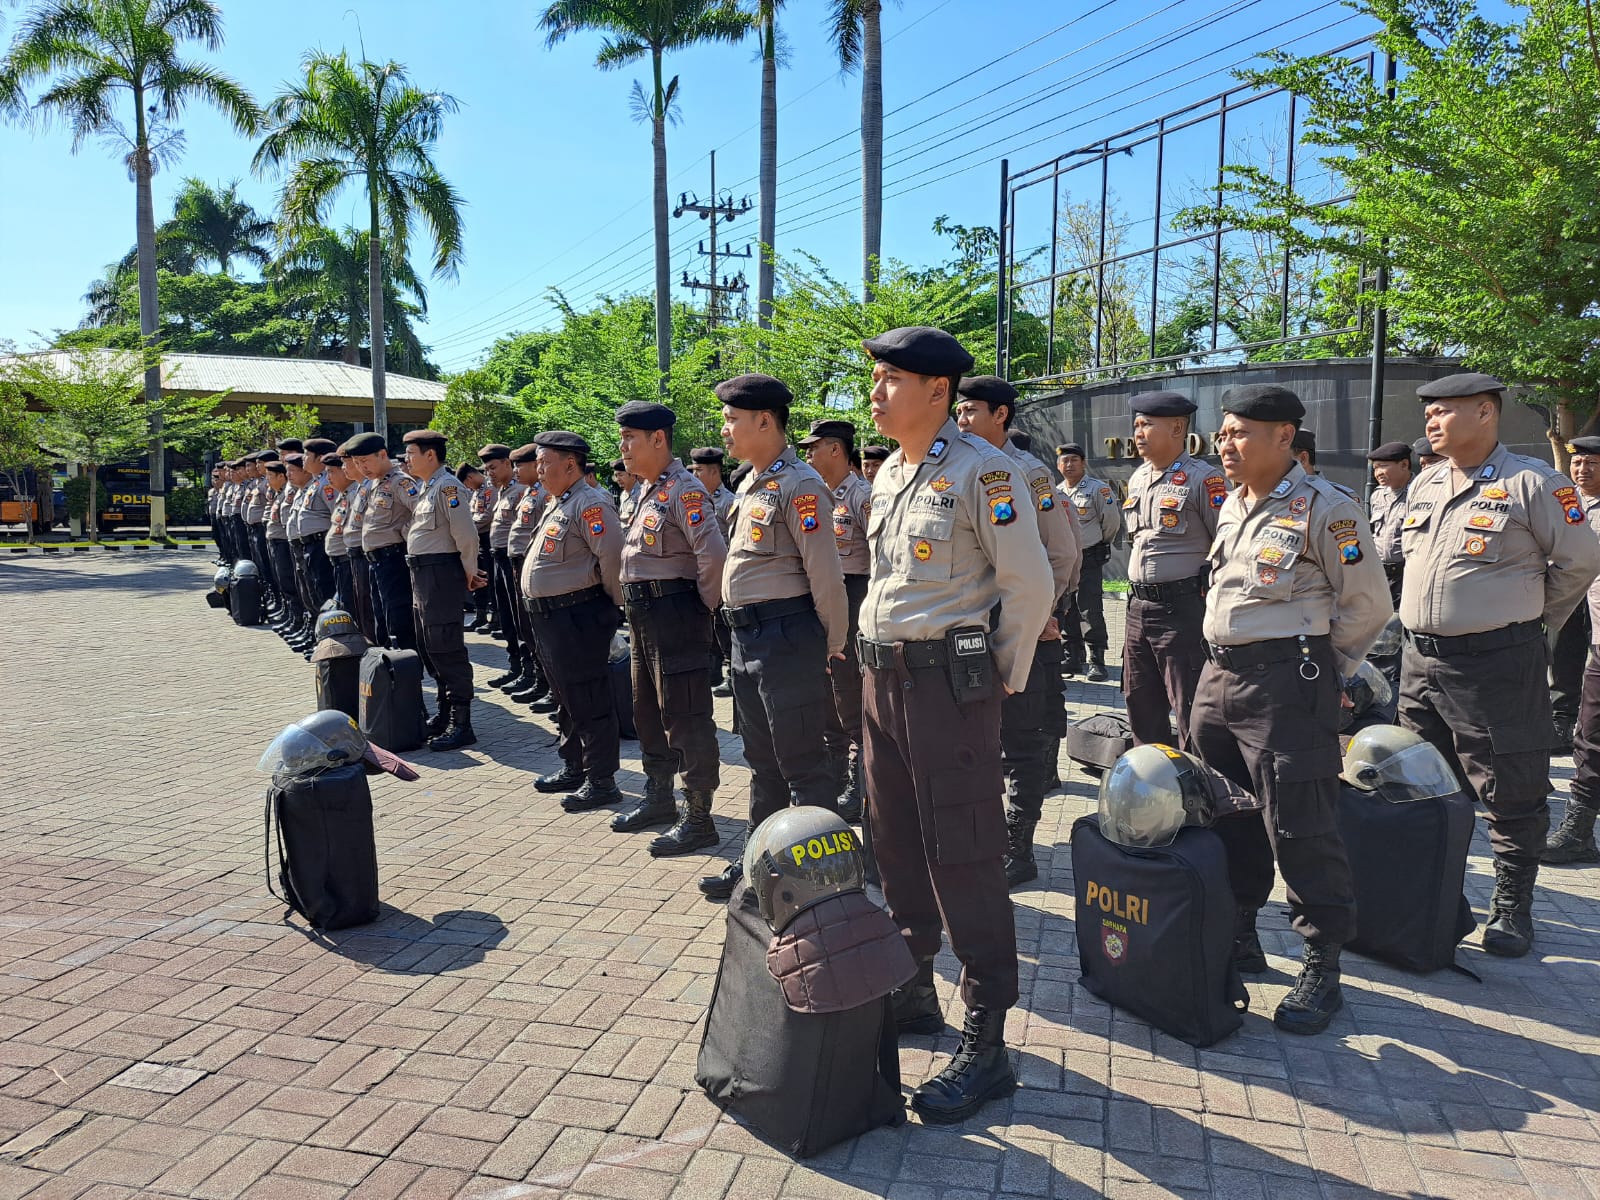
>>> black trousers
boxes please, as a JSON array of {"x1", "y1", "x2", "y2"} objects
[
  {"x1": 410, "y1": 553, "x2": 472, "y2": 708},
  {"x1": 823, "y1": 573, "x2": 870, "y2": 767},
  {"x1": 1002, "y1": 637, "x2": 1067, "y2": 822},
  {"x1": 864, "y1": 659, "x2": 1017, "y2": 1011},
  {"x1": 227, "y1": 516, "x2": 249, "y2": 566},
  {"x1": 1063, "y1": 548, "x2": 1110, "y2": 663},
  {"x1": 368, "y1": 547, "x2": 415, "y2": 650},
  {"x1": 1190, "y1": 641, "x2": 1358, "y2": 946},
  {"x1": 332, "y1": 555, "x2": 354, "y2": 615},
  {"x1": 730, "y1": 604, "x2": 835, "y2": 825},
  {"x1": 349, "y1": 552, "x2": 377, "y2": 642},
  {"x1": 491, "y1": 548, "x2": 523, "y2": 668},
  {"x1": 1551, "y1": 605, "x2": 1591, "y2": 722},
  {"x1": 1570, "y1": 649, "x2": 1600, "y2": 814},
  {"x1": 1399, "y1": 633, "x2": 1554, "y2": 869},
  {"x1": 246, "y1": 524, "x2": 276, "y2": 598},
  {"x1": 530, "y1": 595, "x2": 622, "y2": 782},
  {"x1": 299, "y1": 538, "x2": 336, "y2": 612},
  {"x1": 628, "y1": 591, "x2": 720, "y2": 791},
  {"x1": 1122, "y1": 591, "x2": 1207, "y2": 749},
  {"x1": 268, "y1": 538, "x2": 305, "y2": 619}
]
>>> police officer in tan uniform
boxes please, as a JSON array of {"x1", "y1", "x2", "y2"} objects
[
  {"x1": 520, "y1": 431, "x2": 626, "y2": 812},
  {"x1": 799, "y1": 417, "x2": 873, "y2": 822},
  {"x1": 339, "y1": 447, "x2": 378, "y2": 642},
  {"x1": 955, "y1": 377, "x2": 1081, "y2": 888},
  {"x1": 1190, "y1": 384, "x2": 1391, "y2": 1034},
  {"x1": 689, "y1": 447, "x2": 737, "y2": 692},
  {"x1": 462, "y1": 460, "x2": 494, "y2": 633},
  {"x1": 264, "y1": 460, "x2": 305, "y2": 641},
  {"x1": 699, "y1": 376, "x2": 850, "y2": 900},
  {"x1": 344, "y1": 434, "x2": 415, "y2": 650},
  {"x1": 293, "y1": 438, "x2": 340, "y2": 612},
  {"x1": 323, "y1": 453, "x2": 356, "y2": 618},
  {"x1": 1399, "y1": 373, "x2": 1600, "y2": 956},
  {"x1": 1366, "y1": 440, "x2": 1413, "y2": 607},
  {"x1": 1122, "y1": 391, "x2": 1229, "y2": 748},
  {"x1": 399, "y1": 429, "x2": 487, "y2": 750},
  {"x1": 481, "y1": 445, "x2": 527, "y2": 689},
  {"x1": 612, "y1": 402, "x2": 730, "y2": 854},
  {"x1": 1057, "y1": 442, "x2": 1122, "y2": 680},
  {"x1": 505, "y1": 448, "x2": 556, "y2": 713},
  {"x1": 861, "y1": 442, "x2": 890, "y2": 483},
  {"x1": 857, "y1": 328, "x2": 1053, "y2": 1124}
]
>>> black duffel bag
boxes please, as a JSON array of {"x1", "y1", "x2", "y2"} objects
[
  {"x1": 316, "y1": 658, "x2": 362, "y2": 720},
  {"x1": 229, "y1": 572, "x2": 262, "y2": 626},
  {"x1": 266, "y1": 762, "x2": 379, "y2": 931},
  {"x1": 358, "y1": 648, "x2": 426, "y2": 752},
  {"x1": 1064, "y1": 712, "x2": 1136, "y2": 774}
]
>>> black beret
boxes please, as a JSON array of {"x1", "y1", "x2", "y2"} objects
[
  {"x1": 957, "y1": 375, "x2": 1019, "y2": 407},
  {"x1": 1568, "y1": 436, "x2": 1600, "y2": 456},
  {"x1": 1366, "y1": 441, "x2": 1411, "y2": 462},
  {"x1": 277, "y1": 438, "x2": 304, "y2": 453},
  {"x1": 533, "y1": 429, "x2": 591, "y2": 456},
  {"x1": 714, "y1": 373, "x2": 793, "y2": 412},
  {"x1": 729, "y1": 461, "x2": 754, "y2": 488},
  {"x1": 478, "y1": 443, "x2": 510, "y2": 461},
  {"x1": 1009, "y1": 431, "x2": 1033, "y2": 452},
  {"x1": 509, "y1": 443, "x2": 540, "y2": 465},
  {"x1": 265, "y1": 462, "x2": 287, "y2": 475},
  {"x1": 455, "y1": 460, "x2": 481, "y2": 479},
  {"x1": 861, "y1": 326, "x2": 974, "y2": 376},
  {"x1": 1056, "y1": 443, "x2": 1085, "y2": 458},
  {"x1": 616, "y1": 400, "x2": 676, "y2": 431},
  {"x1": 610, "y1": 458, "x2": 627, "y2": 472},
  {"x1": 861, "y1": 444, "x2": 891, "y2": 461},
  {"x1": 1417, "y1": 372, "x2": 1506, "y2": 399},
  {"x1": 1412, "y1": 437, "x2": 1438, "y2": 458},
  {"x1": 282, "y1": 452, "x2": 306, "y2": 467},
  {"x1": 342, "y1": 432, "x2": 387, "y2": 457},
  {"x1": 1220, "y1": 383, "x2": 1305, "y2": 424},
  {"x1": 689, "y1": 446, "x2": 726, "y2": 464},
  {"x1": 223, "y1": 459, "x2": 242, "y2": 469},
  {"x1": 1291, "y1": 428, "x2": 1317, "y2": 452},
  {"x1": 256, "y1": 449, "x2": 280, "y2": 463},
  {"x1": 401, "y1": 429, "x2": 447, "y2": 446},
  {"x1": 797, "y1": 419, "x2": 856, "y2": 448},
  {"x1": 1129, "y1": 390, "x2": 1197, "y2": 417},
  {"x1": 322, "y1": 453, "x2": 344, "y2": 468},
  {"x1": 303, "y1": 437, "x2": 338, "y2": 455}
]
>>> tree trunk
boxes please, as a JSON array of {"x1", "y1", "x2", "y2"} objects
[
  {"x1": 133, "y1": 93, "x2": 167, "y2": 539},
  {"x1": 860, "y1": 0, "x2": 884, "y2": 304},
  {"x1": 651, "y1": 49, "x2": 673, "y2": 395},
  {"x1": 1550, "y1": 397, "x2": 1582, "y2": 473},
  {"x1": 758, "y1": 8, "x2": 778, "y2": 332},
  {"x1": 369, "y1": 190, "x2": 389, "y2": 444},
  {"x1": 86, "y1": 462, "x2": 99, "y2": 543}
]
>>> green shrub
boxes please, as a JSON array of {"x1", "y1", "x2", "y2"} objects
[
  {"x1": 166, "y1": 485, "x2": 207, "y2": 525},
  {"x1": 62, "y1": 475, "x2": 106, "y2": 520}
]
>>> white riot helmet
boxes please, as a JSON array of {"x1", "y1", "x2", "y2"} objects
[
  {"x1": 1097, "y1": 743, "x2": 1216, "y2": 848},
  {"x1": 1342, "y1": 725, "x2": 1459, "y2": 803}
]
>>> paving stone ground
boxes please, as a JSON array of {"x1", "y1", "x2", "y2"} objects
[{"x1": 1, "y1": 554, "x2": 1598, "y2": 1200}]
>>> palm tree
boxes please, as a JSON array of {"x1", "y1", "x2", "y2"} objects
[
  {"x1": 1, "y1": 0, "x2": 261, "y2": 538},
  {"x1": 539, "y1": 1, "x2": 749, "y2": 393},
  {"x1": 273, "y1": 225, "x2": 429, "y2": 375},
  {"x1": 163, "y1": 177, "x2": 274, "y2": 275},
  {"x1": 756, "y1": 0, "x2": 784, "y2": 330},
  {"x1": 827, "y1": 0, "x2": 890, "y2": 302},
  {"x1": 253, "y1": 51, "x2": 463, "y2": 442}
]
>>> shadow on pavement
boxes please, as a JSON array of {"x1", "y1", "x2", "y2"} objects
[{"x1": 290, "y1": 905, "x2": 509, "y2": 974}]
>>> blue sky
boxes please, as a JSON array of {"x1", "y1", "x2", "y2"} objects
[{"x1": 1, "y1": 0, "x2": 1424, "y2": 372}]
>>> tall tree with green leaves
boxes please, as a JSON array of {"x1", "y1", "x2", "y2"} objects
[
  {"x1": 826, "y1": 0, "x2": 890, "y2": 302},
  {"x1": 162, "y1": 177, "x2": 274, "y2": 275},
  {"x1": 254, "y1": 51, "x2": 464, "y2": 442},
  {"x1": 539, "y1": 0, "x2": 750, "y2": 393},
  {"x1": 273, "y1": 225, "x2": 429, "y2": 373},
  {"x1": 1, "y1": 0, "x2": 261, "y2": 538}
]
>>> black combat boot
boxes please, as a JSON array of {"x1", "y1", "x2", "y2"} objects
[
  {"x1": 1483, "y1": 859, "x2": 1537, "y2": 957},
  {"x1": 1553, "y1": 714, "x2": 1576, "y2": 754},
  {"x1": 650, "y1": 789, "x2": 719, "y2": 856},
  {"x1": 1542, "y1": 804, "x2": 1599, "y2": 865},
  {"x1": 836, "y1": 758, "x2": 864, "y2": 824},
  {"x1": 525, "y1": 694, "x2": 560, "y2": 715},
  {"x1": 1273, "y1": 941, "x2": 1343, "y2": 1035},
  {"x1": 1233, "y1": 907, "x2": 1268, "y2": 974},
  {"x1": 612, "y1": 775, "x2": 678, "y2": 832},
  {"x1": 712, "y1": 678, "x2": 734, "y2": 699},
  {"x1": 910, "y1": 1008, "x2": 1017, "y2": 1124},
  {"x1": 1002, "y1": 808, "x2": 1039, "y2": 888},
  {"x1": 698, "y1": 860, "x2": 743, "y2": 899},
  {"x1": 561, "y1": 777, "x2": 625, "y2": 813},
  {"x1": 892, "y1": 956, "x2": 943, "y2": 1034},
  {"x1": 507, "y1": 676, "x2": 545, "y2": 702},
  {"x1": 486, "y1": 660, "x2": 522, "y2": 690},
  {"x1": 425, "y1": 705, "x2": 451, "y2": 737},
  {"x1": 428, "y1": 705, "x2": 477, "y2": 751},
  {"x1": 1085, "y1": 651, "x2": 1108, "y2": 683},
  {"x1": 534, "y1": 762, "x2": 584, "y2": 793}
]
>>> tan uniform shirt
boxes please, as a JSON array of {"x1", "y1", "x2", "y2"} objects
[
  {"x1": 1399, "y1": 443, "x2": 1600, "y2": 637},
  {"x1": 242, "y1": 478, "x2": 268, "y2": 525},
  {"x1": 830, "y1": 473, "x2": 873, "y2": 577},
  {"x1": 406, "y1": 467, "x2": 480, "y2": 575},
  {"x1": 291, "y1": 471, "x2": 335, "y2": 539},
  {"x1": 219, "y1": 482, "x2": 239, "y2": 519},
  {"x1": 723, "y1": 449, "x2": 849, "y2": 656},
  {"x1": 507, "y1": 482, "x2": 548, "y2": 559},
  {"x1": 860, "y1": 420, "x2": 1055, "y2": 693},
  {"x1": 1203, "y1": 463, "x2": 1392, "y2": 674},
  {"x1": 1125, "y1": 452, "x2": 1228, "y2": 583},
  {"x1": 1583, "y1": 494, "x2": 1600, "y2": 645},
  {"x1": 345, "y1": 480, "x2": 368, "y2": 550},
  {"x1": 619, "y1": 483, "x2": 641, "y2": 526},
  {"x1": 520, "y1": 480, "x2": 623, "y2": 605},
  {"x1": 266, "y1": 486, "x2": 289, "y2": 539},
  {"x1": 1007, "y1": 443, "x2": 1081, "y2": 604},
  {"x1": 490, "y1": 481, "x2": 525, "y2": 552},
  {"x1": 1368, "y1": 483, "x2": 1408, "y2": 566},
  {"x1": 360, "y1": 464, "x2": 413, "y2": 550},
  {"x1": 469, "y1": 481, "x2": 494, "y2": 532},
  {"x1": 620, "y1": 460, "x2": 728, "y2": 612},
  {"x1": 710, "y1": 486, "x2": 737, "y2": 528},
  {"x1": 325, "y1": 483, "x2": 353, "y2": 558},
  {"x1": 1061, "y1": 475, "x2": 1122, "y2": 550}
]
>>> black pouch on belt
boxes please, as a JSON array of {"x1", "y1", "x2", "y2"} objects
[{"x1": 945, "y1": 625, "x2": 992, "y2": 705}]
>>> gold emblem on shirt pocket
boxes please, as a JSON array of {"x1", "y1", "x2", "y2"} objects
[{"x1": 904, "y1": 511, "x2": 954, "y2": 580}]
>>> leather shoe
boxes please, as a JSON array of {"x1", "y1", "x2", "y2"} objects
[
  {"x1": 892, "y1": 957, "x2": 942, "y2": 1034},
  {"x1": 698, "y1": 861, "x2": 743, "y2": 899},
  {"x1": 561, "y1": 777, "x2": 625, "y2": 812},
  {"x1": 611, "y1": 778, "x2": 677, "y2": 832}
]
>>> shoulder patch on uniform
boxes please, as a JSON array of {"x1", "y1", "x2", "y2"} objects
[
  {"x1": 1206, "y1": 476, "x2": 1229, "y2": 507},
  {"x1": 793, "y1": 493, "x2": 820, "y2": 532},
  {"x1": 405, "y1": 482, "x2": 419, "y2": 497},
  {"x1": 1328, "y1": 518, "x2": 1356, "y2": 534},
  {"x1": 582, "y1": 504, "x2": 606, "y2": 536},
  {"x1": 989, "y1": 494, "x2": 1017, "y2": 525},
  {"x1": 979, "y1": 469, "x2": 1011, "y2": 486},
  {"x1": 1100, "y1": 485, "x2": 1113, "y2": 499},
  {"x1": 322, "y1": 484, "x2": 337, "y2": 501},
  {"x1": 929, "y1": 437, "x2": 949, "y2": 459},
  {"x1": 1554, "y1": 485, "x2": 1585, "y2": 524},
  {"x1": 682, "y1": 490, "x2": 705, "y2": 525}
]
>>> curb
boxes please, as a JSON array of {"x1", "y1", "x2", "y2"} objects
[{"x1": 3, "y1": 542, "x2": 211, "y2": 555}]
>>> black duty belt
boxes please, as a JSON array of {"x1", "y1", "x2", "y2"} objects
[
  {"x1": 406, "y1": 551, "x2": 459, "y2": 567},
  {"x1": 290, "y1": 535, "x2": 325, "y2": 548},
  {"x1": 1207, "y1": 635, "x2": 1330, "y2": 673},
  {"x1": 723, "y1": 595, "x2": 815, "y2": 629},
  {"x1": 1407, "y1": 619, "x2": 1542, "y2": 659},
  {"x1": 622, "y1": 578, "x2": 696, "y2": 603},
  {"x1": 367, "y1": 543, "x2": 406, "y2": 560},
  {"x1": 348, "y1": 549, "x2": 367, "y2": 562},
  {"x1": 1129, "y1": 574, "x2": 1205, "y2": 603},
  {"x1": 527, "y1": 584, "x2": 607, "y2": 616},
  {"x1": 491, "y1": 546, "x2": 512, "y2": 559},
  {"x1": 857, "y1": 637, "x2": 947, "y2": 671}
]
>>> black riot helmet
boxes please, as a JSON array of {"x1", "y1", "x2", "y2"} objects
[
  {"x1": 315, "y1": 609, "x2": 358, "y2": 642},
  {"x1": 258, "y1": 710, "x2": 371, "y2": 785},
  {"x1": 1340, "y1": 660, "x2": 1394, "y2": 731},
  {"x1": 1097, "y1": 743, "x2": 1216, "y2": 848},
  {"x1": 742, "y1": 808, "x2": 865, "y2": 932}
]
